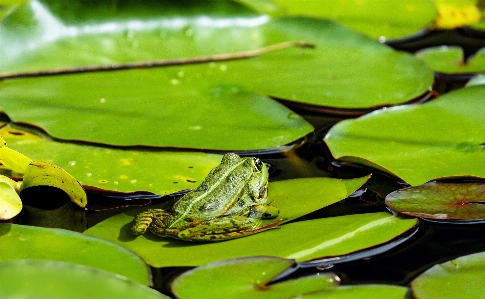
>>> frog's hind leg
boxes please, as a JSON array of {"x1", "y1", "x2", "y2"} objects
[
  {"x1": 177, "y1": 216, "x2": 286, "y2": 242},
  {"x1": 130, "y1": 209, "x2": 170, "y2": 236}
]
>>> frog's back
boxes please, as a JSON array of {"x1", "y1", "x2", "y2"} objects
[{"x1": 172, "y1": 153, "x2": 252, "y2": 218}]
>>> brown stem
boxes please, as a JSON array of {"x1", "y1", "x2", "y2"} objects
[{"x1": 0, "y1": 41, "x2": 315, "y2": 80}]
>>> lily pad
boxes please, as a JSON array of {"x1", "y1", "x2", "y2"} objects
[
  {"x1": 416, "y1": 46, "x2": 485, "y2": 74},
  {"x1": 244, "y1": 0, "x2": 438, "y2": 40},
  {"x1": 301, "y1": 285, "x2": 409, "y2": 299},
  {"x1": 0, "y1": 223, "x2": 150, "y2": 285},
  {"x1": 86, "y1": 176, "x2": 416, "y2": 267},
  {"x1": 412, "y1": 251, "x2": 485, "y2": 299},
  {"x1": 386, "y1": 181, "x2": 485, "y2": 221},
  {"x1": 0, "y1": 260, "x2": 169, "y2": 299},
  {"x1": 0, "y1": 1, "x2": 432, "y2": 150},
  {"x1": 0, "y1": 125, "x2": 222, "y2": 194},
  {"x1": 324, "y1": 85, "x2": 485, "y2": 186},
  {"x1": 171, "y1": 256, "x2": 337, "y2": 299}
]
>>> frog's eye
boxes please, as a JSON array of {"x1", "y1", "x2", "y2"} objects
[{"x1": 253, "y1": 157, "x2": 263, "y2": 172}]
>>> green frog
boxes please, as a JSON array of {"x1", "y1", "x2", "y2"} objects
[{"x1": 130, "y1": 153, "x2": 283, "y2": 242}]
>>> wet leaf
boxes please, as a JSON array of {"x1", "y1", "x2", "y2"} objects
[
  {"x1": 0, "y1": 180, "x2": 21, "y2": 219},
  {"x1": 301, "y1": 285, "x2": 409, "y2": 299},
  {"x1": 324, "y1": 85, "x2": 485, "y2": 186},
  {"x1": 386, "y1": 181, "x2": 485, "y2": 220},
  {"x1": 0, "y1": 260, "x2": 169, "y2": 299},
  {"x1": 17, "y1": 201, "x2": 87, "y2": 232},
  {"x1": 412, "y1": 251, "x2": 485, "y2": 299},
  {"x1": 0, "y1": 223, "x2": 150, "y2": 285},
  {"x1": 0, "y1": 1, "x2": 432, "y2": 150},
  {"x1": 416, "y1": 46, "x2": 485, "y2": 74},
  {"x1": 0, "y1": 125, "x2": 222, "y2": 194},
  {"x1": 20, "y1": 161, "x2": 87, "y2": 208},
  {"x1": 172, "y1": 256, "x2": 337, "y2": 299}
]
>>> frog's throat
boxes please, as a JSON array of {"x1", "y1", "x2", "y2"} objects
[{"x1": 168, "y1": 158, "x2": 249, "y2": 229}]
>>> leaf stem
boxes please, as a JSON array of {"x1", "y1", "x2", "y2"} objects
[{"x1": 0, "y1": 41, "x2": 315, "y2": 80}]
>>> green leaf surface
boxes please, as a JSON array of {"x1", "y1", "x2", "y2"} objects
[
  {"x1": 0, "y1": 180, "x2": 21, "y2": 219},
  {"x1": 21, "y1": 161, "x2": 87, "y2": 207},
  {"x1": 416, "y1": 46, "x2": 485, "y2": 74},
  {"x1": 386, "y1": 181, "x2": 485, "y2": 220},
  {"x1": 324, "y1": 85, "x2": 485, "y2": 186},
  {"x1": 86, "y1": 195, "x2": 416, "y2": 267},
  {"x1": 0, "y1": 223, "x2": 150, "y2": 285},
  {"x1": 301, "y1": 285, "x2": 409, "y2": 299},
  {"x1": 0, "y1": 260, "x2": 169, "y2": 299},
  {"x1": 252, "y1": 0, "x2": 438, "y2": 40},
  {"x1": 0, "y1": 125, "x2": 222, "y2": 194},
  {"x1": 172, "y1": 256, "x2": 337, "y2": 299},
  {"x1": 412, "y1": 251, "x2": 485, "y2": 299},
  {"x1": 0, "y1": 1, "x2": 432, "y2": 150}
]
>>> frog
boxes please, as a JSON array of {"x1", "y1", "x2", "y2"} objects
[{"x1": 130, "y1": 153, "x2": 284, "y2": 242}]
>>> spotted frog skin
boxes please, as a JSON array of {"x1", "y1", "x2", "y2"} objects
[{"x1": 130, "y1": 153, "x2": 283, "y2": 242}]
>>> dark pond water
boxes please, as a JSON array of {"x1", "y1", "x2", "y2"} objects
[{"x1": 14, "y1": 28, "x2": 485, "y2": 297}]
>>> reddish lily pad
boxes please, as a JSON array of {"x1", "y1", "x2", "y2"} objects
[{"x1": 385, "y1": 181, "x2": 485, "y2": 221}]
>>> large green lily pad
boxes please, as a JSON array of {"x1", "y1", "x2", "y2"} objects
[
  {"x1": 412, "y1": 251, "x2": 485, "y2": 299},
  {"x1": 86, "y1": 176, "x2": 416, "y2": 267},
  {"x1": 324, "y1": 85, "x2": 485, "y2": 186},
  {"x1": 242, "y1": 0, "x2": 438, "y2": 40},
  {"x1": 0, "y1": 1, "x2": 432, "y2": 150},
  {"x1": 0, "y1": 260, "x2": 169, "y2": 299},
  {"x1": 386, "y1": 181, "x2": 485, "y2": 221},
  {"x1": 0, "y1": 223, "x2": 150, "y2": 285},
  {"x1": 171, "y1": 256, "x2": 337, "y2": 299},
  {"x1": 0, "y1": 125, "x2": 222, "y2": 194}
]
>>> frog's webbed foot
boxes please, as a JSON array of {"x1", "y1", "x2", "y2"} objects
[
  {"x1": 130, "y1": 209, "x2": 170, "y2": 236},
  {"x1": 177, "y1": 216, "x2": 286, "y2": 242}
]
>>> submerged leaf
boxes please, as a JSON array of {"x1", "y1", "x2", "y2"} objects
[
  {"x1": 386, "y1": 181, "x2": 485, "y2": 220},
  {"x1": 20, "y1": 161, "x2": 87, "y2": 208},
  {"x1": 0, "y1": 260, "x2": 168, "y2": 299},
  {"x1": 412, "y1": 251, "x2": 485, "y2": 299},
  {"x1": 172, "y1": 256, "x2": 337, "y2": 299}
]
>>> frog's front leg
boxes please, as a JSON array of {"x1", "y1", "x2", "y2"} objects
[
  {"x1": 177, "y1": 216, "x2": 284, "y2": 242},
  {"x1": 250, "y1": 201, "x2": 279, "y2": 219},
  {"x1": 130, "y1": 209, "x2": 170, "y2": 236}
]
